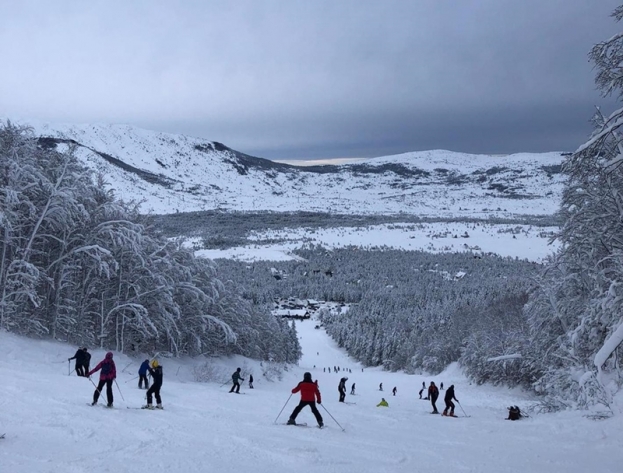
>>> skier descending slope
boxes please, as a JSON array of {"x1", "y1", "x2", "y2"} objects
[
  {"x1": 229, "y1": 367, "x2": 244, "y2": 393},
  {"x1": 88, "y1": 352, "x2": 116, "y2": 408},
  {"x1": 287, "y1": 372, "x2": 323, "y2": 428},
  {"x1": 338, "y1": 377, "x2": 348, "y2": 402},
  {"x1": 68, "y1": 347, "x2": 86, "y2": 376},
  {"x1": 442, "y1": 384, "x2": 459, "y2": 417},
  {"x1": 138, "y1": 359, "x2": 150, "y2": 389},
  {"x1": 428, "y1": 381, "x2": 439, "y2": 414},
  {"x1": 144, "y1": 360, "x2": 163, "y2": 409}
]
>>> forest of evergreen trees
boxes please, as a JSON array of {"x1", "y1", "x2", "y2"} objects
[
  {"x1": 214, "y1": 247, "x2": 539, "y2": 383},
  {"x1": 0, "y1": 122, "x2": 300, "y2": 363}
]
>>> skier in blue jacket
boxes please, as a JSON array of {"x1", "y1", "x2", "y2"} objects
[{"x1": 138, "y1": 359, "x2": 150, "y2": 389}]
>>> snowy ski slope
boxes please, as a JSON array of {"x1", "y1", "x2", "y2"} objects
[{"x1": 1, "y1": 317, "x2": 621, "y2": 472}]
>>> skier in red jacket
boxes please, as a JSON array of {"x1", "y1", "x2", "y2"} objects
[{"x1": 287, "y1": 372, "x2": 323, "y2": 428}]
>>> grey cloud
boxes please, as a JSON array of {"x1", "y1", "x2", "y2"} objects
[{"x1": 0, "y1": 0, "x2": 620, "y2": 159}]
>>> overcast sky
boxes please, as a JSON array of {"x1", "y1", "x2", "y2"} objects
[{"x1": 1, "y1": 0, "x2": 621, "y2": 160}]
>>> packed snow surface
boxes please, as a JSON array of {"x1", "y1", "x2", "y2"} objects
[{"x1": 1, "y1": 318, "x2": 622, "y2": 472}]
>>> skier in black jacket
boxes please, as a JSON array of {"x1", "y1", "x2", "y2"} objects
[
  {"x1": 442, "y1": 385, "x2": 458, "y2": 417},
  {"x1": 82, "y1": 348, "x2": 91, "y2": 376},
  {"x1": 144, "y1": 360, "x2": 163, "y2": 409},
  {"x1": 338, "y1": 377, "x2": 348, "y2": 402},
  {"x1": 229, "y1": 367, "x2": 244, "y2": 393},
  {"x1": 68, "y1": 348, "x2": 86, "y2": 376}
]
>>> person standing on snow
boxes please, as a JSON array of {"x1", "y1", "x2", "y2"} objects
[
  {"x1": 249, "y1": 374, "x2": 254, "y2": 389},
  {"x1": 88, "y1": 352, "x2": 116, "y2": 407},
  {"x1": 144, "y1": 360, "x2": 163, "y2": 409},
  {"x1": 229, "y1": 367, "x2": 244, "y2": 393},
  {"x1": 442, "y1": 384, "x2": 458, "y2": 417},
  {"x1": 392, "y1": 387, "x2": 397, "y2": 396},
  {"x1": 138, "y1": 359, "x2": 150, "y2": 389},
  {"x1": 428, "y1": 381, "x2": 439, "y2": 414},
  {"x1": 82, "y1": 348, "x2": 91, "y2": 376},
  {"x1": 379, "y1": 383, "x2": 383, "y2": 391},
  {"x1": 338, "y1": 377, "x2": 348, "y2": 402},
  {"x1": 350, "y1": 383, "x2": 356, "y2": 395},
  {"x1": 68, "y1": 347, "x2": 86, "y2": 376},
  {"x1": 287, "y1": 372, "x2": 323, "y2": 428}
]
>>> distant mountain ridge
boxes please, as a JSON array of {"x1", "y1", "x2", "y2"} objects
[{"x1": 28, "y1": 122, "x2": 565, "y2": 218}]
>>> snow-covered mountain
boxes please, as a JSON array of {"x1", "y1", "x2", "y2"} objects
[{"x1": 31, "y1": 122, "x2": 565, "y2": 217}]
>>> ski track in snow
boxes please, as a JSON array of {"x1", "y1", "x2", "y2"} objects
[{"x1": 1, "y1": 320, "x2": 623, "y2": 472}]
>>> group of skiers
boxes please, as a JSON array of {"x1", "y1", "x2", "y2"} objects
[
  {"x1": 72, "y1": 348, "x2": 462, "y2": 420},
  {"x1": 427, "y1": 382, "x2": 459, "y2": 416},
  {"x1": 68, "y1": 347, "x2": 91, "y2": 377},
  {"x1": 285, "y1": 372, "x2": 464, "y2": 427},
  {"x1": 71, "y1": 349, "x2": 164, "y2": 409}
]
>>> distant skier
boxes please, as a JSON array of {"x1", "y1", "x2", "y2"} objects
[
  {"x1": 440, "y1": 382, "x2": 444, "y2": 390},
  {"x1": 68, "y1": 347, "x2": 86, "y2": 376},
  {"x1": 323, "y1": 367, "x2": 326, "y2": 373},
  {"x1": 338, "y1": 377, "x2": 348, "y2": 402},
  {"x1": 428, "y1": 381, "x2": 439, "y2": 414},
  {"x1": 379, "y1": 383, "x2": 383, "y2": 391},
  {"x1": 422, "y1": 381, "x2": 426, "y2": 390},
  {"x1": 419, "y1": 388, "x2": 424, "y2": 399},
  {"x1": 229, "y1": 367, "x2": 244, "y2": 393},
  {"x1": 350, "y1": 383, "x2": 356, "y2": 395},
  {"x1": 82, "y1": 348, "x2": 91, "y2": 375},
  {"x1": 144, "y1": 359, "x2": 163, "y2": 409},
  {"x1": 249, "y1": 374, "x2": 254, "y2": 389},
  {"x1": 287, "y1": 372, "x2": 323, "y2": 428},
  {"x1": 442, "y1": 385, "x2": 458, "y2": 417},
  {"x1": 392, "y1": 387, "x2": 397, "y2": 396},
  {"x1": 377, "y1": 398, "x2": 388, "y2": 407},
  {"x1": 138, "y1": 359, "x2": 150, "y2": 389},
  {"x1": 88, "y1": 352, "x2": 116, "y2": 407}
]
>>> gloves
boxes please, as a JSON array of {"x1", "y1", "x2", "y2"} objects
[{"x1": 317, "y1": 400, "x2": 321, "y2": 404}]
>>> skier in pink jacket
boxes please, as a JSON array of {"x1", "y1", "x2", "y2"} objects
[{"x1": 88, "y1": 352, "x2": 117, "y2": 407}]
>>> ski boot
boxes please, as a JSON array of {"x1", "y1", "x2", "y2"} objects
[
  {"x1": 318, "y1": 421, "x2": 324, "y2": 428},
  {"x1": 155, "y1": 404, "x2": 164, "y2": 410},
  {"x1": 286, "y1": 418, "x2": 296, "y2": 425},
  {"x1": 106, "y1": 403, "x2": 113, "y2": 408},
  {"x1": 142, "y1": 404, "x2": 155, "y2": 410}
]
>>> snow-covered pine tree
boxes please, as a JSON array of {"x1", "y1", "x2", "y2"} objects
[
  {"x1": 0, "y1": 121, "x2": 300, "y2": 363},
  {"x1": 523, "y1": 6, "x2": 623, "y2": 409}
]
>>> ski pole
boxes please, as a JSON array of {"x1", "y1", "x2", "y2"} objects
[
  {"x1": 457, "y1": 401, "x2": 468, "y2": 417},
  {"x1": 68, "y1": 360, "x2": 71, "y2": 376},
  {"x1": 114, "y1": 379, "x2": 125, "y2": 402},
  {"x1": 124, "y1": 375, "x2": 139, "y2": 383},
  {"x1": 273, "y1": 394, "x2": 292, "y2": 424},
  {"x1": 220, "y1": 380, "x2": 230, "y2": 387},
  {"x1": 319, "y1": 403, "x2": 345, "y2": 431},
  {"x1": 88, "y1": 376, "x2": 104, "y2": 400}
]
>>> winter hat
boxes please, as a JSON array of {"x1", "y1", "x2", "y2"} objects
[
  {"x1": 151, "y1": 359, "x2": 159, "y2": 368},
  {"x1": 303, "y1": 372, "x2": 312, "y2": 382},
  {"x1": 105, "y1": 352, "x2": 113, "y2": 359}
]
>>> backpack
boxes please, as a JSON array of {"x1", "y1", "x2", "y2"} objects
[
  {"x1": 507, "y1": 406, "x2": 521, "y2": 421},
  {"x1": 101, "y1": 360, "x2": 112, "y2": 376}
]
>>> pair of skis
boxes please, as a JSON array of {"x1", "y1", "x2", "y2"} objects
[{"x1": 282, "y1": 422, "x2": 323, "y2": 429}]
